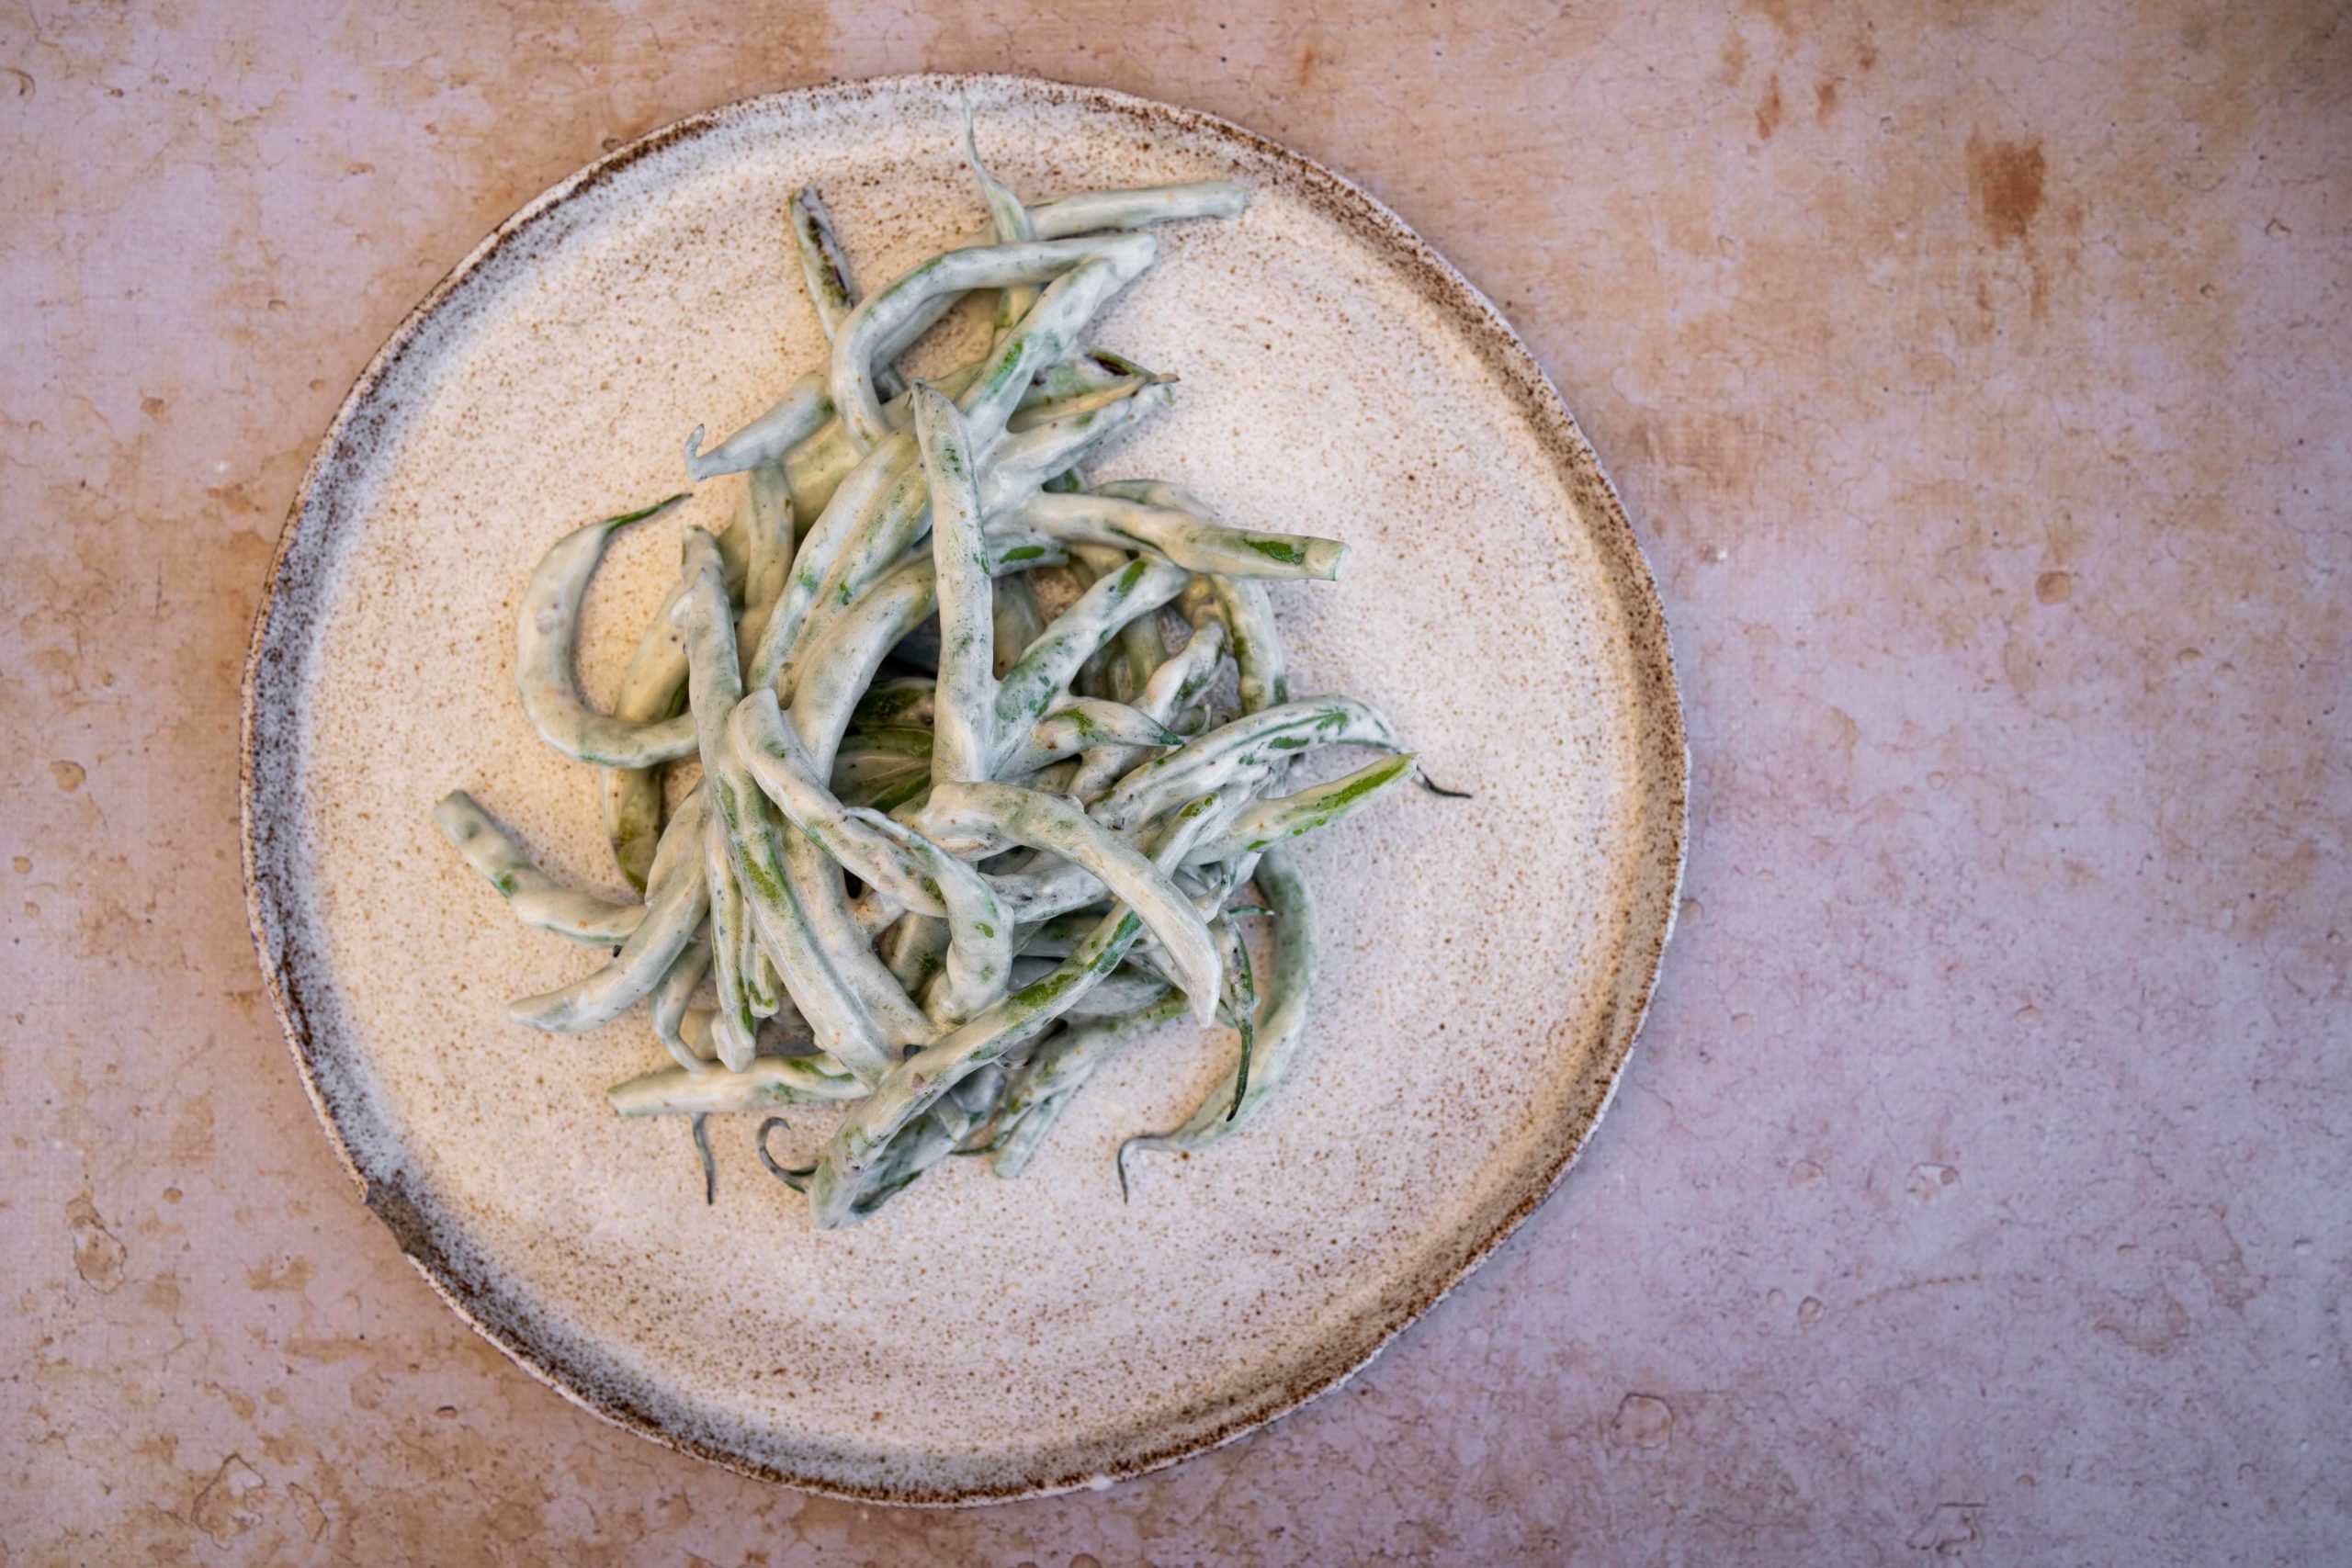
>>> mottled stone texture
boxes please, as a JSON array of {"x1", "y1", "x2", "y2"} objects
[{"x1": 2, "y1": 2, "x2": 2345, "y2": 1562}]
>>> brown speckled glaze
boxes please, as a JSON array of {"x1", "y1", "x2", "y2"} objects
[{"x1": 240, "y1": 74, "x2": 1684, "y2": 1503}]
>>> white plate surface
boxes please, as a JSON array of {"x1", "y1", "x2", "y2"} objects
[{"x1": 243, "y1": 74, "x2": 1685, "y2": 1503}]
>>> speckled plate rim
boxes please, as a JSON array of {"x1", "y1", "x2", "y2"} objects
[{"x1": 240, "y1": 72, "x2": 1688, "y2": 1506}]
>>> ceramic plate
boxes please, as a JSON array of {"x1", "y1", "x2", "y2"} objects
[{"x1": 242, "y1": 74, "x2": 1685, "y2": 1503}]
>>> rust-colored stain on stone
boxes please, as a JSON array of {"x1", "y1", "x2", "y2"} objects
[
  {"x1": 6, "y1": 0, "x2": 2349, "y2": 1560},
  {"x1": 1967, "y1": 131, "x2": 2048, "y2": 245}
]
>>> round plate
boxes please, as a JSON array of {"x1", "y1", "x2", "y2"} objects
[{"x1": 242, "y1": 74, "x2": 1685, "y2": 1504}]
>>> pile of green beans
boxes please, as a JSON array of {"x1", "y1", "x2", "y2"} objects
[{"x1": 434, "y1": 124, "x2": 1433, "y2": 1227}]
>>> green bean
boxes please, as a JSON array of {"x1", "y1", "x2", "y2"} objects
[
  {"x1": 686, "y1": 180, "x2": 1244, "y2": 481},
  {"x1": 786, "y1": 553, "x2": 939, "y2": 767},
  {"x1": 673, "y1": 1004, "x2": 820, "y2": 1065},
  {"x1": 946, "y1": 1062, "x2": 1010, "y2": 1147},
  {"x1": 641, "y1": 779, "x2": 706, "y2": 885},
  {"x1": 991, "y1": 572, "x2": 1046, "y2": 681},
  {"x1": 842, "y1": 723, "x2": 937, "y2": 759},
  {"x1": 514, "y1": 495, "x2": 699, "y2": 767},
  {"x1": 1150, "y1": 623, "x2": 1230, "y2": 716},
  {"x1": 782, "y1": 816, "x2": 933, "y2": 1055},
  {"x1": 1064, "y1": 545, "x2": 1162, "y2": 702},
  {"x1": 965, "y1": 113, "x2": 1038, "y2": 339},
  {"x1": 1012, "y1": 908, "x2": 1117, "y2": 959},
  {"x1": 920, "y1": 781, "x2": 1221, "y2": 1022},
  {"x1": 999, "y1": 697, "x2": 1182, "y2": 778},
  {"x1": 1031, "y1": 181, "x2": 1250, "y2": 232},
  {"x1": 911, "y1": 386, "x2": 997, "y2": 786},
  {"x1": 1128, "y1": 848, "x2": 1265, "y2": 988},
  {"x1": 595, "y1": 517, "x2": 758, "y2": 892},
  {"x1": 597, "y1": 585, "x2": 711, "y2": 893},
  {"x1": 1186, "y1": 752, "x2": 1420, "y2": 863},
  {"x1": 832, "y1": 746, "x2": 933, "y2": 812},
  {"x1": 683, "y1": 375, "x2": 837, "y2": 484},
  {"x1": 1007, "y1": 958, "x2": 1168, "y2": 1018},
  {"x1": 1003, "y1": 373, "x2": 1167, "y2": 432},
  {"x1": 1214, "y1": 579, "x2": 1288, "y2": 715},
  {"x1": 675, "y1": 530, "x2": 763, "y2": 1071},
  {"x1": 1006, "y1": 492, "x2": 1348, "y2": 581},
  {"x1": 753, "y1": 1116, "x2": 811, "y2": 1189},
  {"x1": 735, "y1": 459, "x2": 797, "y2": 680},
  {"x1": 997, "y1": 783, "x2": 1273, "y2": 971},
  {"x1": 783, "y1": 354, "x2": 1139, "y2": 524},
  {"x1": 942, "y1": 250, "x2": 1163, "y2": 515},
  {"x1": 878, "y1": 911, "x2": 949, "y2": 996},
  {"x1": 985, "y1": 856, "x2": 1120, "y2": 925},
  {"x1": 507, "y1": 785, "x2": 711, "y2": 1032},
  {"x1": 694, "y1": 339, "x2": 1058, "y2": 499},
  {"x1": 786, "y1": 547, "x2": 1115, "y2": 860},
  {"x1": 744, "y1": 933, "x2": 784, "y2": 1019},
  {"x1": 808, "y1": 794, "x2": 1223, "y2": 1226},
  {"x1": 752, "y1": 423, "x2": 916, "y2": 691},
  {"x1": 993, "y1": 558, "x2": 1192, "y2": 760},
  {"x1": 991, "y1": 990, "x2": 1192, "y2": 1178},
  {"x1": 988, "y1": 797, "x2": 1238, "y2": 923},
  {"x1": 752, "y1": 375, "x2": 1155, "y2": 703},
  {"x1": 732, "y1": 692, "x2": 944, "y2": 917},
  {"x1": 787, "y1": 537, "x2": 1074, "y2": 780},
  {"x1": 677, "y1": 527, "x2": 907, "y2": 1080},
  {"x1": 987, "y1": 381, "x2": 1174, "y2": 492},
  {"x1": 600, "y1": 660, "x2": 685, "y2": 892},
  {"x1": 692, "y1": 1113, "x2": 717, "y2": 1203},
  {"x1": 842, "y1": 729, "x2": 937, "y2": 763},
  {"x1": 1211, "y1": 910, "x2": 1257, "y2": 1119},
  {"x1": 1105, "y1": 482, "x2": 1291, "y2": 716},
  {"x1": 1090, "y1": 478, "x2": 1206, "y2": 517},
  {"x1": 780, "y1": 313, "x2": 1166, "y2": 703},
  {"x1": 1026, "y1": 759, "x2": 1083, "y2": 796},
  {"x1": 1109, "y1": 597, "x2": 1166, "y2": 704},
  {"x1": 1066, "y1": 618, "x2": 1227, "y2": 803},
  {"x1": 782, "y1": 361, "x2": 979, "y2": 521},
  {"x1": 1092, "y1": 697, "x2": 1405, "y2": 834},
  {"x1": 787, "y1": 186, "x2": 864, "y2": 344},
  {"x1": 431, "y1": 790, "x2": 647, "y2": 945},
  {"x1": 1032, "y1": 347, "x2": 1159, "y2": 402},
  {"x1": 841, "y1": 1113, "x2": 961, "y2": 1212},
  {"x1": 606, "y1": 1055, "x2": 867, "y2": 1117},
  {"x1": 1178, "y1": 854, "x2": 1258, "y2": 921},
  {"x1": 830, "y1": 233, "x2": 1155, "y2": 449},
  {"x1": 977, "y1": 770, "x2": 1284, "y2": 930},
  {"x1": 1125, "y1": 845, "x2": 1317, "y2": 1159},
  {"x1": 850, "y1": 674, "x2": 936, "y2": 731},
  {"x1": 649, "y1": 928, "x2": 715, "y2": 1072},
  {"x1": 742, "y1": 546, "x2": 966, "y2": 1061},
  {"x1": 851, "y1": 807, "x2": 1012, "y2": 1028},
  {"x1": 687, "y1": 299, "x2": 977, "y2": 488},
  {"x1": 1170, "y1": 568, "x2": 1290, "y2": 733},
  {"x1": 456, "y1": 144, "x2": 1439, "y2": 1217}
]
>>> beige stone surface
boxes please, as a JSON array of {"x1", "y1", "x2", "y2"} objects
[{"x1": 3, "y1": 1, "x2": 2346, "y2": 1562}]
